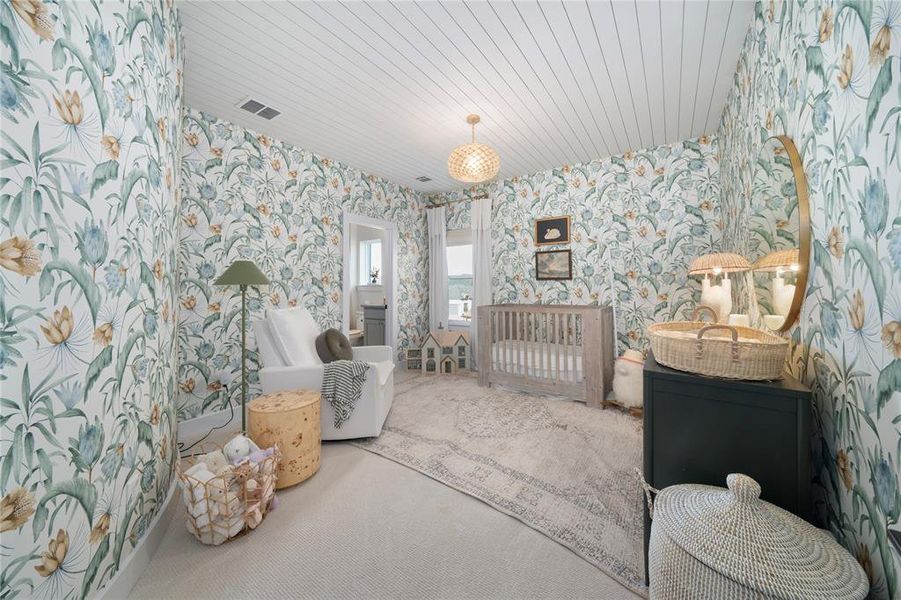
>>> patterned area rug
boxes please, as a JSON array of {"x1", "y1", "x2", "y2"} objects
[{"x1": 354, "y1": 374, "x2": 646, "y2": 595}]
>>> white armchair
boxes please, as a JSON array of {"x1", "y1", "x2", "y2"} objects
[{"x1": 253, "y1": 307, "x2": 394, "y2": 440}]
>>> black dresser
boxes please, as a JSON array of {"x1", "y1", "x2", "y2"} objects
[{"x1": 642, "y1": 352, "x2": 812, "y2": 579}]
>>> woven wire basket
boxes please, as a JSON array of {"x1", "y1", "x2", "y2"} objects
[
  {"x1": 649, "y1": 307, "x2": 788, "y2": 380},
  {"x1": 177, "y1": 443, "x2": 281, "y2": 545}
]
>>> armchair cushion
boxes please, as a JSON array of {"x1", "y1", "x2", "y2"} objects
[
  {"x1": 315, "y1": 328, "x2": 353, "y2": 363},
  {"x1": 268, "y1": 306, "x2": 323, "y2": 367},
  {"x1": 253, "y1": 319, "x2": 285, "y2": 367}
]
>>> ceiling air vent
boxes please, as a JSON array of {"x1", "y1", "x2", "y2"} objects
[
  {"x1": 239, "y1": 99, "x2": 265, "y2": 113},
  {"x1": 237, "y1": 98, "x2": 280, "y2": 120},
  {"x1": 257, "y1": 107, "x2": 281, "y2": 120},
  {"x1": 415, "y1": 176, "x2": 432, "y2": 182}
]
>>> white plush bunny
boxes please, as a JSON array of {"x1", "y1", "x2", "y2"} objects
[
  {"x1": 612, "y1": 349, "x2": 645, "y2": 409},
  {"x1": 223, "y1": 434, "x2": 260, "y2": 464}
]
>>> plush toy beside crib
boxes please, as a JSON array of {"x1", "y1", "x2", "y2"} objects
[
  {"x1": 604, "y1": 349, "x2": 645, "y2": 417},
  {"x1": 177, "y1": 435, "x2": 281, "y2": 545}
]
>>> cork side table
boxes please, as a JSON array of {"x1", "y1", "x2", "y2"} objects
[{"x1": 248, "y1": 390, "x2": 321, "y2": 489}]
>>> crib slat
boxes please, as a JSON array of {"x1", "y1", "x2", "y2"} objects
[
  {"x1": 503, "y1": 311, "x2": 508, "y2": 374},
  {"x1": 527, "y1": 312, "x2": 532, "y2": 377},
  {"x1": 522, "y1": 311, "x2": 527, "y2": 377},
  {"x1": 503, "y1": 311, "x2": 509, "y2": 373},
  {"x1": 539, "y1": 312, "x2": 546, "y2": 380},
  {"x1": 529, "y1": 312, "x2": 535, "y2": 378},
  {"x1": 571, "y1": 315, "x2": 579, "y2": 383},
  {"x1": 553, "y1": 312, "x2": 559, "y2": 382},
  {"x1": 542, "y1": 313, "x2": 551, "y2": 379},
  {"x1": 491, "y1": 310, "x2": 497, "y2": 368},
  {"x1": 515, "y1": 311, "x2": 519, "y2": 375}
]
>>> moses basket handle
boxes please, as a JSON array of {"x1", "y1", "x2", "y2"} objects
[
  {"x1": 633, "y1": 468, "x2": 660, "y2": 519},
  {"x1": 691, "y1": 305, "x2": 718, "y2": 322},
  {"x1": 695, "y1": 324, "x2": 740, "y2": 363}
]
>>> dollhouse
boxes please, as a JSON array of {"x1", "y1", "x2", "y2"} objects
[{"x1": 408, "y1": 330, "x2": 470, "y2": 374}]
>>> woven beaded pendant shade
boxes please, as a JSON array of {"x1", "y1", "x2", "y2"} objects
[{"x1": 448, "y1": 114, "x2": 500, "y2": 184}]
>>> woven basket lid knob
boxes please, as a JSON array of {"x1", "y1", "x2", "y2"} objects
[{"x1": 727, "y1": 473, "x2": 761, "y2": 504}]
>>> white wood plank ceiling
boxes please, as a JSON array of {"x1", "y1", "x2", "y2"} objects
[{"x1": 180, "y1": 1, "x2": 754, "y2": 193}]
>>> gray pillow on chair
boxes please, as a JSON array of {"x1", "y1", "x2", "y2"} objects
[{"x1": 315, "y1": 328, "x2": 353, "y2": 363}]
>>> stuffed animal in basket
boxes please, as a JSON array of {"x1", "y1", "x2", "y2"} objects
[
  {"x1": 224, "y1": 434, "x2": 260, "y2": 464},
  {"x1": 612, "y1": 349, "x2": 644, "y2": 409}
]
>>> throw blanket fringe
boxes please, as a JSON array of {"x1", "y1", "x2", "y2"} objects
[{"x1": 321, "y1": 360, "x2": 370, "y2": 428}]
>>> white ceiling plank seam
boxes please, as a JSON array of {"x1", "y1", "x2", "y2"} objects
[
  {"x1": 181, "y1": 31, "x2": 450, "y2": 171},
  {"x1": 299, "y1": 0, "x2": 533, "y2": 176},
  {"x1": 408, "y1": 1, "x2": 570, "y2": 169},
  {"x1": 689, "y1": 1, "x2": 711, "y2": 135},
  {"x1": 560, "y1": 1, "x2": 626, "y2": 151},
  {"x1": 482, "y1": 1, "x2": 594, "y2": 159},
  {"x1": 633, "y1": 0, "x2": 656, "y2": 146},
  {"x1": 180, "y1": 0, "x2": 754, "y2": 191},
  {"x1": 534, "y1": 1, "x2": 613, "y2": 157},
  {"x1": 584, "y1": 0, "x2": 636, "y2": 151},
  {"x1": 444, "y1": 1, "x2": 578, "y2": 165},
  {"x1": 363, "y1": 0, "x2": 548, "y2": 169},
  {"x1": 609, "y1": 1, "x2": 648, "y2": 149}
]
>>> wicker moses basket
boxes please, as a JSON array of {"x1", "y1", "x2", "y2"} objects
[
  {"x1": 177, "y1": 443, "x2": 281, "y2": 545},
  {"x1": 648, "y1": 306, "x2": 788, "y2": 380},
  {"x1": 639, "y1": 471, "x2": 869, "y2": 600}
]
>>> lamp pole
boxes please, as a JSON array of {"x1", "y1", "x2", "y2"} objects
[
  {"x1": 214, "y1": 260, "x2": 268, "y2": 433},
  {"x1": 240, "y1": 283, "x2": 247, "y2": 432}
]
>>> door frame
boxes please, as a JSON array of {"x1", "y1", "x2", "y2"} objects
[{"x1": 341, "y1": 210, "x2": 398, "y2": 355}]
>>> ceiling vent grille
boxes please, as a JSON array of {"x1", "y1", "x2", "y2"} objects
[
  {"x1": 257, "y1": 107, "x2": 281, "y2": 120},
  {"x1": 237, "y1": 98, "x2": 280, "y2": 120},
  {"x1": 415, "y1": 176, "x2": 432, "y2": 182}
]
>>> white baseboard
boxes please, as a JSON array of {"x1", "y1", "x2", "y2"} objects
[
  {"x1": 96, "y1": 481, "x2": 179, "y2": 600},
  {"x1": 95, "y1": 409, "x2": 242, "y2": 598},
  {"x1": 177, "y1": 406, "x2": 241, "y2": 448}
]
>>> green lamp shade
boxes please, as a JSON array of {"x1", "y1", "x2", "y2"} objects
[{"x1": 214, "y1": 260, "x2": 269, "y2": 286}]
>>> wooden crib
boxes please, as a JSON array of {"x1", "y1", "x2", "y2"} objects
[{"x1": 477, "y1": 304, "x2": 615, "y2": 407}]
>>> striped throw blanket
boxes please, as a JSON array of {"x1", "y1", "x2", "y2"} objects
[{"x1": 321, "y1": 360, "x2": 370, "y2": 428}]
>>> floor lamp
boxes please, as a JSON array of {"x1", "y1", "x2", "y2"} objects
[{"x1": 214, "y1": 260, "x2": 269, "y2": 431}]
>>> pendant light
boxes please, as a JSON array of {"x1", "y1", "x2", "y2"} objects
[{"x1": 447, "y1": 114, "x2": 500, "y2": 184}]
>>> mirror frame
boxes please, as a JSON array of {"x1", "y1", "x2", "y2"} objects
[{"x1": 756, "y1": 135, "x2": 811, "y2": 333}]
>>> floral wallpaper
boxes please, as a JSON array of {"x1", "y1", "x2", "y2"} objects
[
  {"x1": 0, "y1": 0, "x2": 184, "y2": 598},
  {"x1": 436, "y1": 137, "x2": 722, "y2": 352},
  {"x1": 177, "y1": 108, "x2": 428, "y2": 420},
  {"x1": 717, "y1": 1, "x2": 900, "y2": 597}
]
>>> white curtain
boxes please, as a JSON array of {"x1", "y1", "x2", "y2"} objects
[
  {"x1": 427, "y1": 206, "x2": 449, "y2": 331},
  {"x1": 470, "y1": 196, "x2": 493, "y2": 369}
]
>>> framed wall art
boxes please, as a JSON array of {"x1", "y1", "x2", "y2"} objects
[
  {"x1": 535, "y1": 249, "x2": 572, "y2": 280},
  {"x1": 535, "y1": 215, "x2": 571, "y2": 246}
]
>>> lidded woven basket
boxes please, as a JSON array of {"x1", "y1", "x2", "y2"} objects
[{"x1": 646, "y1": 473, "x2": 869, "y2": 600}]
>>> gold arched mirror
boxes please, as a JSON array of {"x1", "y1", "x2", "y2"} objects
[{"x1": 749, "y1": 135, "x2": 810, "y2": 333}]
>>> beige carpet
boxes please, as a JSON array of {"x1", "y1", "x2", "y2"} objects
[
  {"x1": 355, "y1": 374, "x2": 646, "y2": 595},
  {"x1": 129, "y1": 443, "x2": 641, "y2": 599}
]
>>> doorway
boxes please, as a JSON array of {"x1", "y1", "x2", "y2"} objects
[{"x1": 341, "y1": 211, "x2": 398, "y2": 356}]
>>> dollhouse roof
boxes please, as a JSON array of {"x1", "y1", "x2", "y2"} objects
[{"x1": 423, "y1": 331, "x2": 470, "y2": 348}]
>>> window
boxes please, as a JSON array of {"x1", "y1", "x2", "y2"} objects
[
  {"x1": 359, "y1": 239, "x2": 382, "y2": 285},
  {"x1": 447, "y1": 229, "x2": 472, "y2": 326}
]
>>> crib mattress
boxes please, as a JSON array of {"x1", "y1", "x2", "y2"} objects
[{"x1": 490, "y1": 340, "x2": 583, "y2": 381}]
